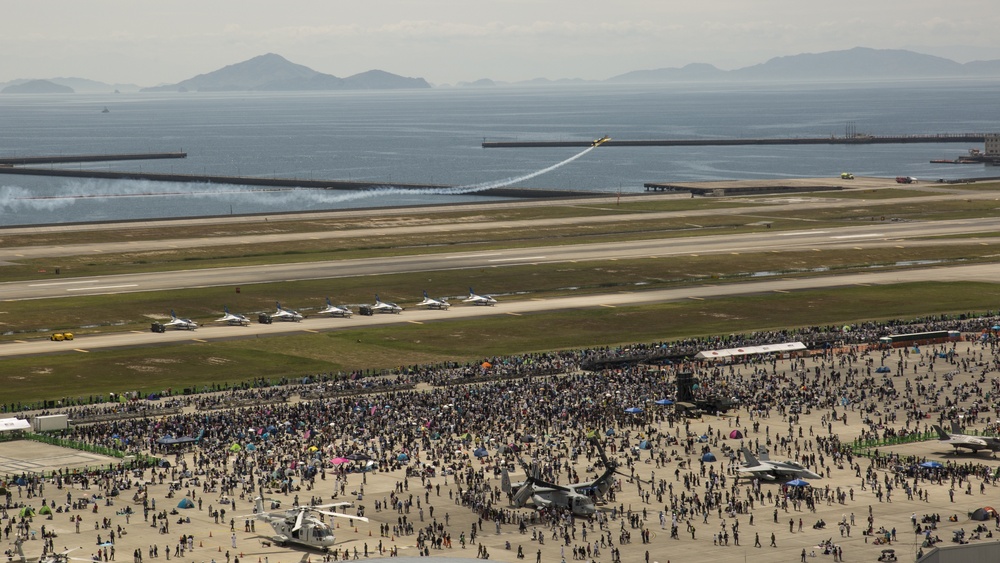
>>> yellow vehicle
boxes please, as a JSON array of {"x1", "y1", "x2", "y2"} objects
[
  {"x1": 50, "y1": 332, "x2": 73, "y2": 341},
  {"x1": 840, "y1": 172, "x2": 854, "y2": 180},
  {"x1": 64, "y1": 332, "x2": 74, "y2": 340}
]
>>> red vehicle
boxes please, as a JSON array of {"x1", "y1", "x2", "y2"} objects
[{"x1": 895, "y1": 176, "x2": 915, "y2": 184}]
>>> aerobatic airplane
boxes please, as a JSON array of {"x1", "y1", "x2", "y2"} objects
[
  {"x1": 164, "y1": 310, "x2": 198, "y2": 330},
  {"x1": 271, "y1": 302, "x2": 304, "y2": 322},
  {"x1": 463, "y1": 287, "x2": 497, "y2": 306},
  {"x1": 372, "y1": 295, "x2": 403, "y2": 314},
  {"x1": 216, "y1": 306, "x2": 251, "y2": 326},
  {"x1": 591, "y1": 135, "x2": 611, "y2": 147},
  {"x1": 318, "y1": 297, "x2": 353, "y2": 318},
  {"x1": 416, "y1": 291, "x2": 450, "y2": 310}
]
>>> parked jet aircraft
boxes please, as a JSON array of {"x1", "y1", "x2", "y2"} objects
[
  {"x1": 319, "y1": 297, "x2": 353, "y2": 318},
  {"x1": 271, "y1": 302, "x2": 304, "y2": 322},
  {"x1": 372, "y1": 295, "x2": 403, "y2": 314},
  {"x1": 934, "y1": 424, "x2": 999, "y2": 454},
  {"x1": 164, "y1": 310, "x2": 198, "y2": 330},
  {"x1": 738, "y1": 447, "x2": 821, "y2": 481},
  {"x1": 216, "y1": 306, "x2": 251, "y2": 326},
  {"x1": 416, "y1": 291, "x2": 450, "y2": 310},
  {"x1": 463, "y1": 287, "x2": 497, "y2": 306}
]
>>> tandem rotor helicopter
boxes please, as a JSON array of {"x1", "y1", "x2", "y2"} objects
[{"x1": 250, "y1": 497, "x2": 368, "y2": 552}]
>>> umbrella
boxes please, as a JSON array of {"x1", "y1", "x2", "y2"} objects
[
  {"x1": 331, "y1": 457, "x2": 350, "y2": 465},
  {"x1": 624, "y1": 407, "x2": 644, "y2": 414},
  {"x1": 638, "y1": 440, "x2": 651, "y2": 450},
  {"x1": 346, "y1": 453, "x2": 371, "y2": 461},
  {"x1": 992, "y1": 325, "x2": 1000, "y2": 330},
  {"x1": 701, "y1": 452, "x2": 716, "y2": 462},
  {"x1": 654, "y1": 399, "x2": 673, "y2": 406},
  {"x1": 786, "y1": 479, "x2": 810, "y2": 487},
  {"x1": 473, "y1": 447, "x2": 489, "y2": 458},
  {"x1": 307, "y1": 446, "x2": 319, "y2": 452},
  {"x1": 521, "y1": 435, "x2": 535, "y2": 443},
  {"x1": 919, "y1": 461, "x2": 943, "y2": 469},
  {"x1": 245, "y1": 443, "x2": 256, "y2": 452},
  {"x1": 875, "y1": 366, "x2": 891, "y2": 373},
  {"x1": 729, "y1": 430, "x2": 743, "y2": 439},
  {"x1": 397, "y1": 453, "x2": 409, "y2": 462}
]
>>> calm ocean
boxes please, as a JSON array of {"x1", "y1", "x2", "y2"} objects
[{"x1": 1, "y1": 79, "x2": 998, "y2": 226}]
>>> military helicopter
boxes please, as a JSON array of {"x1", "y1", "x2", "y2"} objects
[
  {"x1": 251, "y1": 497, "x2": 368, "y2": 551},
  {"x1": 499, "y1": 438, "x2": 622, "y2": 517}
]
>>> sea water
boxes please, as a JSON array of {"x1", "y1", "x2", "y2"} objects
[{"x1": 0, "y1": 79, "x2": 998, "y2": 226}]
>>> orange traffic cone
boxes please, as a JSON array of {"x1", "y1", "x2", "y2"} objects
[
  {"x1": 199, "y1": 541, "x2": 203, "y2": 548},
  {"x1": 368, "y1": 530, "x2": 372, "y2": 537},
  {"x1": 210, "y1": 531, "x2": 213, "y2": 537},
  {"x1": 218, "y1": 546, "x2": 222, "y2": 553}
]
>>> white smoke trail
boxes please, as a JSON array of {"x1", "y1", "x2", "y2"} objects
[{"x1": 0, "y1": 144, "x2": 598, "y2": 211}]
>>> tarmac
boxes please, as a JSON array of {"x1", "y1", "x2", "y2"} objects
[{"x1": 6, "y1": 339, "x2": 1000, "y2": 563}]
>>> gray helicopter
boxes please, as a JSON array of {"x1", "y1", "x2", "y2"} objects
[{"x1": 251, "y1": 497, "x2": 368, "y2": 552}]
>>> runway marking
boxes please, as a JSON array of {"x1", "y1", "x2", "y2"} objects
[
  {"x1": 506, "y1": 312, "x2": 522, "y2": 316},
  {"x1": 688, "y1": 297, "x2": 704, "y2": 301},
  {"x1": 73, "y1": 349, "x2": 89, "y2": 353},
  {"x1": 856, "y1": 283, "x2": 870, "y2": 287},
  {"x1": 830, "y1": 233, "x2": 884, "y2": 239},
  {"x1": 440, "y1": 253, "x2": 502, "y2": 259},
  {"x1": 407, "y1": 321, "x2": 424, "y2": 325},
  {"x1": 14, "y1": 340, "x2": 26, "y2": 344},
  {"x1": 488, "y1": 256, "x2": 546, "y2": 262},
  {"x1": 92, "y1": 249, "x2": 102, "y2": 253},
  {"x1": 599, "y1": 304, "x2": 616, "y2": 308},
  {"x1": 14, "y1": 254, "x2": 23, "y2": 257},
  {"x1": 854, "y1": 247, "x2": 864, "y2": 250},
  {"x1": 982, "y1": 242, "x2": 990, "y2": 246},
  {"x1": 302, "y1": 329, "x2": 319, "y2": 333},
  {"x1": 895, "y1": 245, "x2": 905, "y2": 248},
  {"x1": 191, "y1": 338, "x2": 207, "y2": 343},
  {"x1": 130, "y1": 331, "x2": 145, "y2": 334},
  {"x1": 777, "y1": 230, "x2": 829, "y2": 236},
  {"x1": 29, "y1": 280, "x2": 103, "y2": 287},
  {"x1": 690, "y1": 254, "x2": 699, "y2": 257},
  {"x1": 66, "y1": 284, "x2": 138, "y2": 292},
  {"x1": 812, "y1": 249, "x2": 821, "y2": 252},
  {"x1": 774, "y1": 290, "x2": 790, "y2": 293}
]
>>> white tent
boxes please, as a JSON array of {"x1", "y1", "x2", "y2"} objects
[
  {"x1": 0, "y1": 418, "x2": 30, "y2": 432},
  {"x1": 695, "y1": 342, "x2": 807, "y2": 360}
]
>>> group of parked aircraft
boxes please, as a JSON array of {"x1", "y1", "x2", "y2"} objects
[{"x1": 158, "y1": 288, "x2": 497, "y2": 331}]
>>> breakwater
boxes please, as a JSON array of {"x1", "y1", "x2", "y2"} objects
[{"x1": 482, "y1": 133, "x2": 989, "y2": 148}]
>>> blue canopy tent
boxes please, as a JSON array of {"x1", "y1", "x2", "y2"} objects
[
  {"x1": 701, "y1": 452, "x2": 716, "y2": 462},
  {"x1": 654, "y1": 399, "x2": 674, "y2": 406},
  {"x1": 786, "y1": 479, "x2": 810, "y2": 487},
  {"x1": 473, "y1": 447, "x2": 489, "y2": 458},
  {"x1": 177, "y1": 498, "x2": 194, "y2": 509},
  {"x1": 624, "y1": 407, "x2": 644, "y2": 414}
]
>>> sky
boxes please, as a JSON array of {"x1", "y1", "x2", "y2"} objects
[{"x1": 2, "y1": 0, "x2": 999, "y2": 86}]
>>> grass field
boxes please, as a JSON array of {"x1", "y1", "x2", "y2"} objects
[{"x1": 5, "y1": 281, "x2": 999, "y2": 406}]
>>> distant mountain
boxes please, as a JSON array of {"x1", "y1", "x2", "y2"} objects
[
  {"x1": 2, "y1": 79, "x2": 73, "y2": 94},
  {"x1": 141, "y1": 53, "x2": 430, "y2": 92},
  {"x1": 608, "y1": 63, "x2": 726, "y2": 83},
  {"x1": 48, "y1": 77, "x2": 140, "y2": 93},
  {"x1": 609, "y1": 47, "x2": 1000, "y2": 83}
]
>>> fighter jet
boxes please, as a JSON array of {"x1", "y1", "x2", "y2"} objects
[
  {"x1": 738, "y1": 447, "x2": 821, "y2": 481},
  {"x1": 934, "y1": 424, "x2": 1000, "y2": 454},
  {"x1": 416, "y1": 291, "x2": 450, "y2": 310}
]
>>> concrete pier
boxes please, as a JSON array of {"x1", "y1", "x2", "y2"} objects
[{"x1": 0, "y1": 152, "x2": 187, "y2": 165}]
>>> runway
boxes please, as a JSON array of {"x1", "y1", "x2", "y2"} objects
[
  {"x1": 3, "y1": 262, "x2": 997, "y2": 358},
  {"x1": 2, "y1": 217, "x2": 998, "y2": 301}
]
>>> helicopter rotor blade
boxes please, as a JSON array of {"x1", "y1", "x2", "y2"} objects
[{"x1": 292, "y1": 510, "x2": 305, "y2": 533}]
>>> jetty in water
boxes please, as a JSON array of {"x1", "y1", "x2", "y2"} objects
[{"x1": 482, "y1": 133, "x2": 989, "y2": 148}]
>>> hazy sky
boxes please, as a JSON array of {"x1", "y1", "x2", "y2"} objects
[{"x1": 3, "y1": 1, "x2": 999, "y2": 85}]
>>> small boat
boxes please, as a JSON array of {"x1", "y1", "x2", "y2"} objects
[{"x1": 101, "y1": 106, "x2": 110, "y2": 113}]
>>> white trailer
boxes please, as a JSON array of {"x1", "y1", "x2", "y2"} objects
[{"x1": 32, "y1": 414, "x2": 69, "y2": 432}]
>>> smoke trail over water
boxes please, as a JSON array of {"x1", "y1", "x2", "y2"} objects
[{"x1": 0, "y1": 145, "x2": 598, "y2": 212}]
